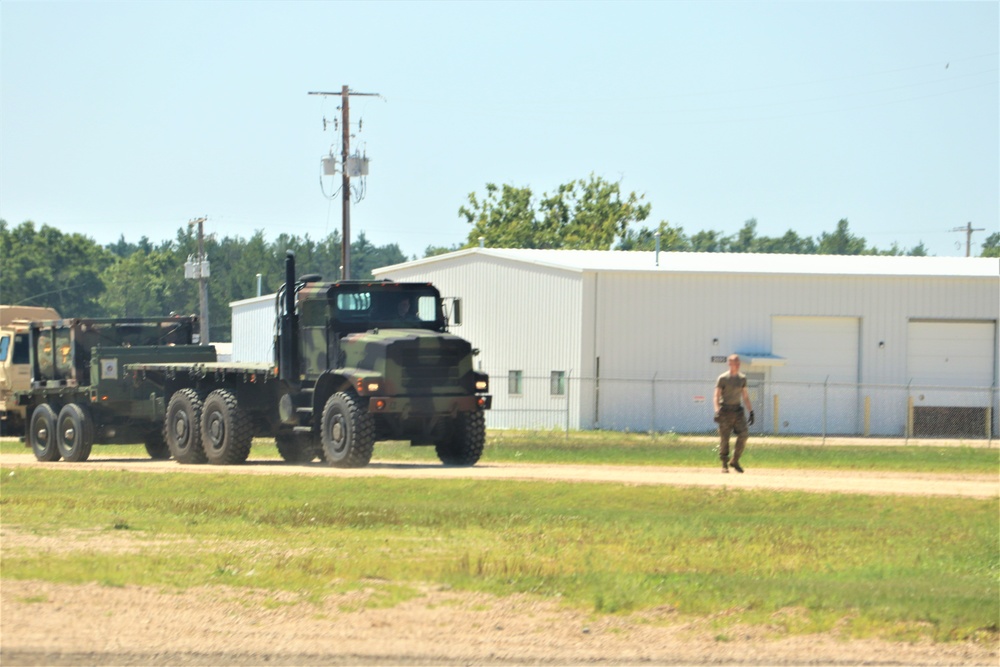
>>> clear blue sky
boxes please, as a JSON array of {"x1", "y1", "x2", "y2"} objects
[{"x1": 2, "y1": 1, "x2": 997, "y2": 260}]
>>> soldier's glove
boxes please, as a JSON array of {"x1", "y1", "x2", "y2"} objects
[
  {"x1": 713, "y1": 411, "x2": 721, "y2": 423},
  {"x1": 747, "y1": 410, "x2": 755, "y2": 426}
]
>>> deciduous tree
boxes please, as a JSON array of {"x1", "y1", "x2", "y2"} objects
[
  {"x1": 1, "y1": 220, "x2": 112, "y2": 316},
  {"x1": 980, "y1": 232, "x2": 999, "y2": 258},
  {"x1": 460, "y1": 175, "x2": 650, "y2": 250}
]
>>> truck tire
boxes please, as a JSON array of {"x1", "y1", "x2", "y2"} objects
[
  {"x1": 275, "y1": 432, "x2": 320, "y2": 463},
  {"x1": 320, "y1": 391, "x2": 375, "y2": 468},
  {"x1": 165, "y1": 389, "x2": 207, "y2": 464},
  {"x1": 435, "y1": 411, "x2": 485, "y2": 466},
  {"x1": 201, "y1": 389, "x2": 253, "y2": 465},
  {"x1": 144, "y1": 430, "x2": 171, "y2": 460},
  {"x1": 29, "y1": 404, "x2": 60, "y2": 462},
  {"x1": 56, "y1": 403, "x2": 95, "y2": 463}
]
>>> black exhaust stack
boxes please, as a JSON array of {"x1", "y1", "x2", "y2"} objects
[{"x1": 278, "y1": 250, "x2": 299, "y2": 382}]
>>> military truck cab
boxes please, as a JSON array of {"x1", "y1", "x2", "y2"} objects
[
  {"x1": 0, "y1": 306, "x2": 60, "y2": 435},
  {"x1": 274, "y1": 253, "x2": 490, "y2": 467}
]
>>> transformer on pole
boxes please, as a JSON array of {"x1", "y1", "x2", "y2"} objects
[
  {"x1": 309, "y1": 86, "x2": 379, "y2": 280},
  {"x1": 184, "y1": 216, "x2": 210, "y2": 344}
]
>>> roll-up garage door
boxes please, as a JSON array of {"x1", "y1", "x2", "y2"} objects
[
  {"x1": 771, "y1": 316, "x2": 860, "y2": 434},
  {"x1": 907, "y1": 320, "x2": 996, "y2": 436},
  {"x1": 907, "y1": 320, "x2": 996, "y2": 407}
]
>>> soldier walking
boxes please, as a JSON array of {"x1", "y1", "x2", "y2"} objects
[{"x1": 713, "y1": 354, "x2": 754, "y2": 473}]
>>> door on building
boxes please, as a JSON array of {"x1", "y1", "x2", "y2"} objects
[
  {"x1": 771, "y1": 316, "x2": 860, "y2": 435},
  {"x1": 907, "y1": 320, "x2": 997, "y2": 437}
]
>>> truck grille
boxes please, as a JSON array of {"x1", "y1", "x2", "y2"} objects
[{"x1": 397, "y1": 345, "x2": 463, "y2": 391}]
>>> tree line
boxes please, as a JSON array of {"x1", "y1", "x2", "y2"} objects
[
  {"x1": 3, "y1": 174, "x2": 996, "y2": 339},
  {"x1": 0, "y1": 220, "x2": 405, "y2": 342}
]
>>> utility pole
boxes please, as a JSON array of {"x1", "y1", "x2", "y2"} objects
[
  {"x1": 185, "y1": 217, "x2": 210, "y2": 344},
  {"x1": 950, "y1": 221, "x2": 985, "y2": 257},
  {"x1": 308, "y1": 86, "x2": 379, "y2": 279}
]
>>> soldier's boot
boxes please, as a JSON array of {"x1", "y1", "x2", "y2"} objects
[{"x1": 730, "y1": 460, "x2": 744, "y2": 473}]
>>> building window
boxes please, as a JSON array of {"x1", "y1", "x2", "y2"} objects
[
  {"x1": 550, "y1": 371, "x2": 566, "y2": 396},
  {"x1": 508, "y1": 370, "x2": 523, "y2": 395}
]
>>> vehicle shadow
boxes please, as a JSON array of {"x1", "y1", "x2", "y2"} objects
[{"x1": 83, "y1": 456, "x2": 471, "y2": 470}]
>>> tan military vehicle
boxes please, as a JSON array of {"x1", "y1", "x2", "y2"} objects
[{"x1": 0, "y1": 305, "x2": 60, "y2": 435}]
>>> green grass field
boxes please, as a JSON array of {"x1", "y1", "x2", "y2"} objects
[
  {"x1": 2, "y1": 429, "x2": 997, "y2": 473},
  {"x1": 2, "y1": 437, "x2": 997, "y2": 643}
]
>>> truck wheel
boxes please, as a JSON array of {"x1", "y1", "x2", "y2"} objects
[
  {"x1": 29, "y1": 404, "x2": 60, "y2": 462},
  {"x1": 201, "y1": 389, "x2": 253, "y2": 465},
  {"x1": 275, "y1": 432, "x2": 320, "y2": 463},
  {"x1": 435, "y1": 411, "x2": 485, "y2": 466},
  {"x1": 320, "y1": 392, "x2": 374, "y2": 468},
  {"x1": 144, "y1": 430, "x2": 171, "y2": 460},
  {"x1": 56, "y1": 403, "x2": 95, "y2": 463},
  {"x1": 165, "y1": 389, "x2": 207, "y2": 464}
]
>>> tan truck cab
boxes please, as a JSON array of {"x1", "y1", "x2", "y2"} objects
[{"x1": 0, "y1": 306, "x2": 60, "y2": 435}]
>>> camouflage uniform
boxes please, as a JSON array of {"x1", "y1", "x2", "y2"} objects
[{"x1": 715, "y1": 371, "x2": 748, "y2": 467}]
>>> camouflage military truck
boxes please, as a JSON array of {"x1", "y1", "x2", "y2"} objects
[
  {"x1": 0, "y1": 305, "x2": 60, "y2": 435},
  {"x1": 17, "y1": 252, "x2": 491, "y2": 467}
]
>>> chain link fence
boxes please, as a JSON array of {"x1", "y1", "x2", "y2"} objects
[{"x1": 484, "y1": 372, "x2": 998, "y2": 444}]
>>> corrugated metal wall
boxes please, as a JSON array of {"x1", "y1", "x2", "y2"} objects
[
  {"x1": 594, "y1": 271, "x2": 997, "y2": 382},
  {"x1": 380, "y1": 257, "x2": 999, "y2": 436},
  {"x1": 230, "y1": 294, "x2": 276, "y2": 363}
]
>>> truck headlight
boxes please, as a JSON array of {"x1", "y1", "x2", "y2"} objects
[{"x1": 356, "y1": 377, "x2": 382, "y2": 394}]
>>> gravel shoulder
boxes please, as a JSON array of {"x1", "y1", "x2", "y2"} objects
[{"x1": 1, "y1": 451, "x2": 997, "y2": 666}]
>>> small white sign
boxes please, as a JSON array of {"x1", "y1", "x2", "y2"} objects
[{"x1": 101, "y1": 358, "x2": 118, "y2": 380}]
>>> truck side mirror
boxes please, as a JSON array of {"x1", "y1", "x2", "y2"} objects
[{"x1": 450, "y1": 298, "x2": 462, "y2": 326}]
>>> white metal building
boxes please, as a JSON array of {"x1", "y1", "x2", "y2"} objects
[
  {"x1": 229, "y1": 293, "x2": 276, "y2": 365},
  {"x1": 370, "y1": 249, "x2": 1000, "y2": 438}
]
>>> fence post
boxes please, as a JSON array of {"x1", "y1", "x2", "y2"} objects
[
  {"x1": 773, "y1": 393, "x2": 779, "y2": 435},
  {"x1": 991, "y1": 386, "x2": 996, "y2": 447},
  {"x1": 565, "y1": 370, "x2": 572, "y2": 439},
  {"x1": 822, "y1": 376, "x2": 829, "y2": 445},
  {"x1": 650, "y1": 373, "x2": 657, "y2": 440},
  {"x1": 905, "y1": 378, "x2": 914, "y2": 445},
  {"x1": 863, "y1": 395, "x2": 871, "y2": 437}
]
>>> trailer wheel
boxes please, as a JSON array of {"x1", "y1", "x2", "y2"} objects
[
  {"x1": 201, "y1": 389, "x2": 253, "y2": 465},
  {"x1": 144, "y1": 430, "x2": 171, "y2": 460},
  {"x1": 165, "y1": 389, "x2": 206, "y2": 464},
  {"x1": 320, "y1": 392, "x2": 374, "y2": 468},
  {"x1": 435, "y1": 411, "x2": 485, "y2": 467},
  {"x1": 29, "y1": 404, "x2": 60, "y2": 462},
  {"x1": 56, "y1": 403, "x2": 94, "y2": 463},
  {"x1": 275, "y1": 432, "x2": 320, "y2": 463}
]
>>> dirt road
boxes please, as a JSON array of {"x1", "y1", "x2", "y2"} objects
[
  {"x1": 0, "y1": 452, "x2": 996, "y2": 498},
  {"x1": 2, "y1": 452, "x2": 997, "y2": 666}
]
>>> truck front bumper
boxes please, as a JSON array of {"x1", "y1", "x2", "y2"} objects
[{"x1": 365, "y1": 394, "x2": 491, "y2": 416}]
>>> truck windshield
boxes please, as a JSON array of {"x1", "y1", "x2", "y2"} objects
[
  {"x1": 0, "y1": 333, "x2": 30, "y2": 364},
  {"x1": 334, "y1": 289, "x2": 440, "y2": 329}
]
